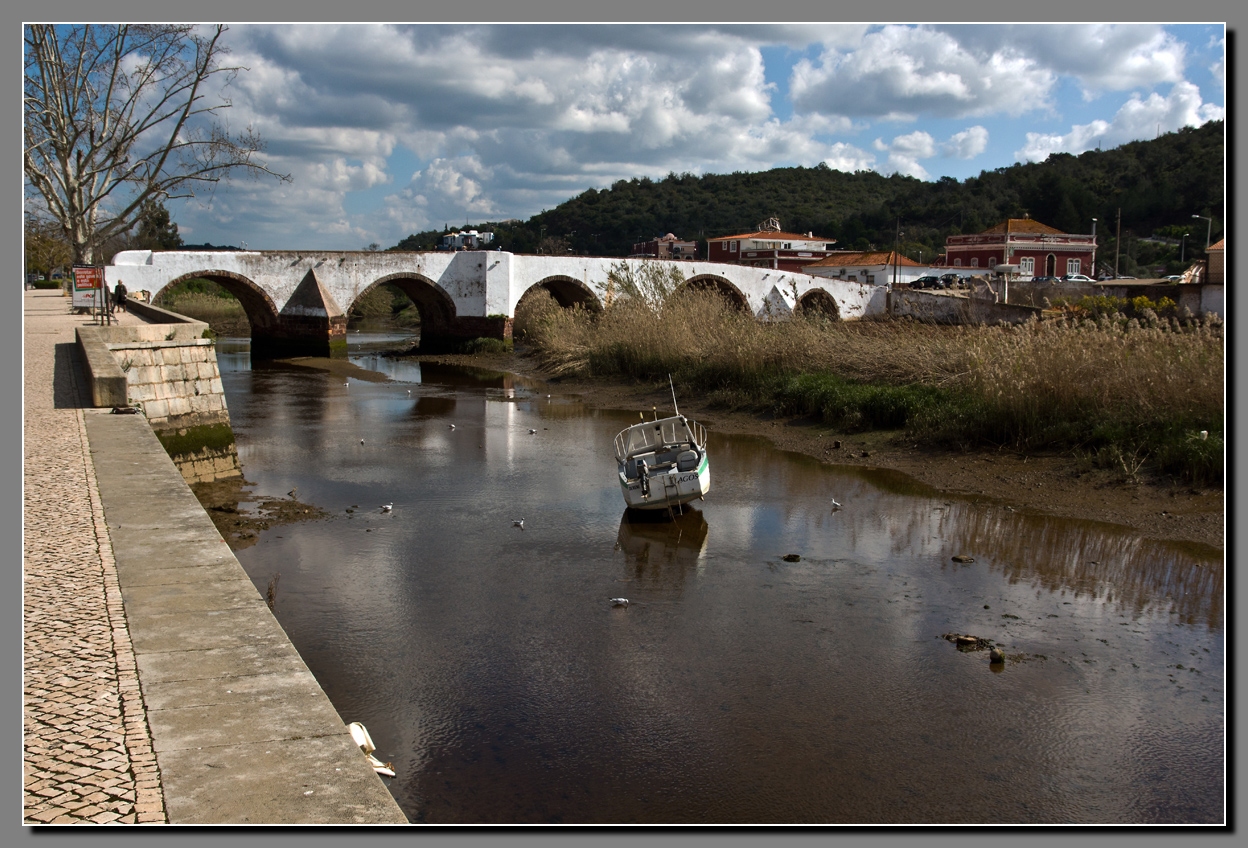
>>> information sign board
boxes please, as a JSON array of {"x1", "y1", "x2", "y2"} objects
[{"x1": 72, "y1": 264, "x2": 105, "y2": 312}]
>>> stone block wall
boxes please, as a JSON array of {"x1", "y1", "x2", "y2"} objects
[{"x1": 105, "y1": 338, "x2": 241, "y2": 484}]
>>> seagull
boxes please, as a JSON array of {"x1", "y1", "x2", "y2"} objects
[
  {"x1": 528, "y1": 428, "x2": 537, "y2": 434},
  {"x1": 407, "y1": 389, "x2": 412, "y2": 395},
  {"x1": 512, "y1": 519, "x2": 524, "y2": 529},
  {"x1": 380, "y1": 503, "x2": 393, "y2": 512},
  {"x1": 360, "y1": 438, "x2": 365, "y2": 444},
  {"x1": 830, "y1": 498, "x2": 842, "y2": 510},
  {"x1": 344, "y1": 381, "x2": 349, "y2": 386},
  {"x1": 448, "y1": 424, "x2": 456, "y2": 430},
  {"x1": 288, "y1": 487, "x2": 298, "y2": 498},
  {"x1": 610, "y1": 598, "x2": 629, "y2": 607}
]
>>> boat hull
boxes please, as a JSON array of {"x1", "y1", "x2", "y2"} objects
[{"x1": 618, "y1": 456, "x2": 710, "y2": 510}]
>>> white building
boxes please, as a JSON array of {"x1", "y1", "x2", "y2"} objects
[
  {"x1": 440, "y1": 229, "x2": 495, "y2": 250},
  {"x1": 802, "y1": 250, "x2": 930, "y2": 286}
]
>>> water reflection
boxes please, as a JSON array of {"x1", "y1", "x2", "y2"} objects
[
  {"x1": 215, "y1": 344, "x2": 1223, "y2": 824},
  {"x1": 616, "y1": 508, "x2": 709, "y2": 581}
]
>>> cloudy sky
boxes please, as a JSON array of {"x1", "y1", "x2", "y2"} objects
[{"x1": 160, "y1": 23, "x2": 1225, "y2": 250}]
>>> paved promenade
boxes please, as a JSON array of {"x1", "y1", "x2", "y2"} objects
[
  {"x1": 23, "y1": 291, "x2": 164, "y2": 823},
  {"x1": 23, "y1": 290, "x2": 407, "y2": 824}
]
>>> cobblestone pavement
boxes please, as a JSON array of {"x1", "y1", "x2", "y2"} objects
[{"x1": 23, "y1": 292, "x2": 167, "y2": 825}]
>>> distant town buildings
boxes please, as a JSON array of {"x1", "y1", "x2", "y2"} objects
[
  {"x1": 439, "y1": 229, "x2": 494, "y2": 250},
  {"x1": 940, "y1": 216, "x2": 1096, "y2": 278},
  {"x1": 630, "y1": 233, "x2": 699, "y2": 260},
  {"x1": 708, "y1": 218, "x2": 839, "y2": 272},
  {"x1": 803, "y1": 250, "x2": 928, "y2": 286}
]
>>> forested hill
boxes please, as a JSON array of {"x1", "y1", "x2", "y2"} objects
[{"x1": 391, "y1": 120, "x2": 1223, "y2": 264}]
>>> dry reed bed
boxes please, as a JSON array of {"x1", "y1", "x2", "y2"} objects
[{"x1": 518, "y1": 290, "x2": 1224, "y2": 481}]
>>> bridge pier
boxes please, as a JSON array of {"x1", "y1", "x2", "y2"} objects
[
  {"x1": 417, "y1": 315, "x2": 513, "y2": 353},
  {"x1": 252, "y1": 269, "x2": 349, "y2": 359}
]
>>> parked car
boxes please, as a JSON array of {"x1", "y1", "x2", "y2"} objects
[
  {"x1": 1030, "y1": 275, "x2": 1059, "y2": 284},
  {"x1": 912, "y1": 275, "x2": 941, "y2": 289},
  {"x1": 939, "y1": 273, "x2": 962, "y2": 288},
  {"x1": 1062, "y1": 274, "x2": 1094, "y2": 282}
]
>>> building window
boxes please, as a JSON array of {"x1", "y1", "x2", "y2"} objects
[
  {"x1": 867, "y1": 274, "x2": 875, "y2": 285},
  {"x1": 954, "y1": 259, "x2": 962, "y2": 267},
  {"x1": 1020, "y1": 257, "x2": 1034, "y2": 275},
  {"x1": 730, "y1": 240, "x2": 738, "y2": 253},
  {"x1": 971, "y1": 257, "x2": 979, "y2": 267},
  {"x1": 1067, "y1": 258, "x2": 1081, "y2": 275}
]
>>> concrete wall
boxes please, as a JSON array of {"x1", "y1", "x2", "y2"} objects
[{"x1": 890, "y1": 289, "x2": 1043, "y2": 325}]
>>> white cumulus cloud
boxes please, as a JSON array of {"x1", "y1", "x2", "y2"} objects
[
  {"x1": 873, "y1": 131, "x2": 936, "y2": 179},
  {"x1": 790, "y1": 25, "x2": 1054, "y2": 121},
  {"x1": 941, "y1": 126, "x2": 989, "y2": 159},
  {"x1": 1015, "y1": 81, "x2": 1223, "y2": 163}
]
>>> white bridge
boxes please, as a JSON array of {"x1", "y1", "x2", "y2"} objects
[{"x1": 107, "y1": 249, "x2": 885, "y2": 357}]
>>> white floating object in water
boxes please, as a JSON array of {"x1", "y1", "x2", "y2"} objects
[
  {"x1": 380, "y1": 503, "x2": 393, "y2": 512},
  {"x1": 513, "y1": 519, "x2": 524, "y2": 528},
  {"x1": 610, "y1": 598, "x2": 629, "y2": 607}
]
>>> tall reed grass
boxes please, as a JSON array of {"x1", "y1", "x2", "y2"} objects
[
  {"x1": 517, "y1": 288, "x2": 1224, "y2": 484},
  {"x1": 157, "y1": 291, "x2": 251, "y2": 336}
]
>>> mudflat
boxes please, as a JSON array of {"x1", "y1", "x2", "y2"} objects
[{"x1": 416, "y1": 350, "x2": 1224, "y2": 552}]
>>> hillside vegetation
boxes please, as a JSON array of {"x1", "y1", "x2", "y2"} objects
[{"x1": 392, "y1": 121, "x2": 1222, "y2": 277}]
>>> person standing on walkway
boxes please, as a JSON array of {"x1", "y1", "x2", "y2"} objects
[{"x1": 113, "y1": 280, "x2": 128, "y2": 312}]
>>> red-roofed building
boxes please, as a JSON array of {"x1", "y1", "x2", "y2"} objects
[
  {"x1": 1206, "y1": 238, "x2": 1224, "y2": 284},
  {"x1": 941, "y1": 217, "x2": 1096, "y2": 278},
  {"x1": 803, "y1": 251, "x2": 928, "y2": 286},
  {"x1": 630, "y1": 232, "x2": 699, "y2": 260},
  {"x1": 708, "y1": 218, "x2": 839, "y2": 272}
]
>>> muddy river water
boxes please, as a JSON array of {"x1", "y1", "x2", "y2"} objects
[{"x1": 215, "y1": 337, "x2": 1224, "y2": 824}]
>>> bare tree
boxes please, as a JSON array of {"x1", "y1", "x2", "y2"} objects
[{"x1": 24, "y1": 24, "x2": 289, "y2": 265}]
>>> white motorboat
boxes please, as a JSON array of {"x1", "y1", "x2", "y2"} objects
[{"x1": 613, "y1": 406, "x2": 710, "y2": 511}]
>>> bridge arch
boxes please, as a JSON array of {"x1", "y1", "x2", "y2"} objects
[
  {"x1": 798, "y1": 288, "x2": 841, "y2": 321},
  {"x1": 362, "y1": 273, "x2": 459, "y2": 338},
  {"x1": 157, "y1": 270, "x2": 281, "y2": 333},
  {"x1": 679, "y1": 274, "x2": 749, "y2": 311},
  {"x1": 523, "y1": 275, "x2": 602, "y2": 311}
]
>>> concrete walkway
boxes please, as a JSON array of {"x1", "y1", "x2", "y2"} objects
[{"x1": 23, "y1": 291, "x2": 407, "y2": 824}]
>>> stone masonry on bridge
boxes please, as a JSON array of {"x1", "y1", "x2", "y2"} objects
[{"x1": 107, "y1": 250, "x2": 886, "y2": 357}]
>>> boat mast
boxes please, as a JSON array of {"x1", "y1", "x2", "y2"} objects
[{"x1": 669, "y1": 374, "x2": 679, "y2": 416}]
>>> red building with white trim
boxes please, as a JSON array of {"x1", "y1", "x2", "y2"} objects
[
  {"x1": 942, "y1": 217, "x2": 1096, "y2": 278},
  {"x1": 707, "y1": 218, "x2": 838, "y2": 272}
]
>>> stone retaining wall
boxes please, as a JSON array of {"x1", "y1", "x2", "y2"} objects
[{"x1": 76, "y1": 322, "x2": 241, "y2": 484}]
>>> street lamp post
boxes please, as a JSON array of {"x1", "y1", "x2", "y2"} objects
[
  {"x1": 1191, "y1": 214, "x2": 1213, "y2": 250},
  {"x1": 1181, "y1": 233, "x2": 1189, "y2": 264}
]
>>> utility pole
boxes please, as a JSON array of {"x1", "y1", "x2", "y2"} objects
[
  {"x1": 892, "y1": 218, "x2": 900, "y2": 289},
  {"x1": 1090, "y1": 218, "x2": 1097, "y2": 276},
  {"x1": 1114, "y1": 208, "x2": 1121, "y2": 278}
]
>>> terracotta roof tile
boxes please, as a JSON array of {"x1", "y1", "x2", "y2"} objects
[
  {"x1": 1208, "y1": 238, "x2": 1224, "y2": 251},
  {"x1": 979, "y1": 218, "x2": 1064, "y2": 235},
  {"x1": 804, "y1": 250, "x2": 922, "y2": 268}
]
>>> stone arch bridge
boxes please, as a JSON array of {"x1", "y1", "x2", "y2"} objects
[{"x1": 107, "y1": 249, "x2": 885, "y2": 357}]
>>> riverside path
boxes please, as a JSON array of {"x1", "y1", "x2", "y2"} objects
[{"x1": 22, "y1": 290, "x2": 407, "y2": 824}]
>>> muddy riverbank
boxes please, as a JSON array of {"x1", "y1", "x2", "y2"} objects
[{"x1": 403, "y1": 349, "x2": 1224, "y2": 552}]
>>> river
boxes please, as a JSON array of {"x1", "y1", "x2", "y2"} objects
[{"x1": 213, "y1": 335, "x2": 1224, "y2": 824}]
